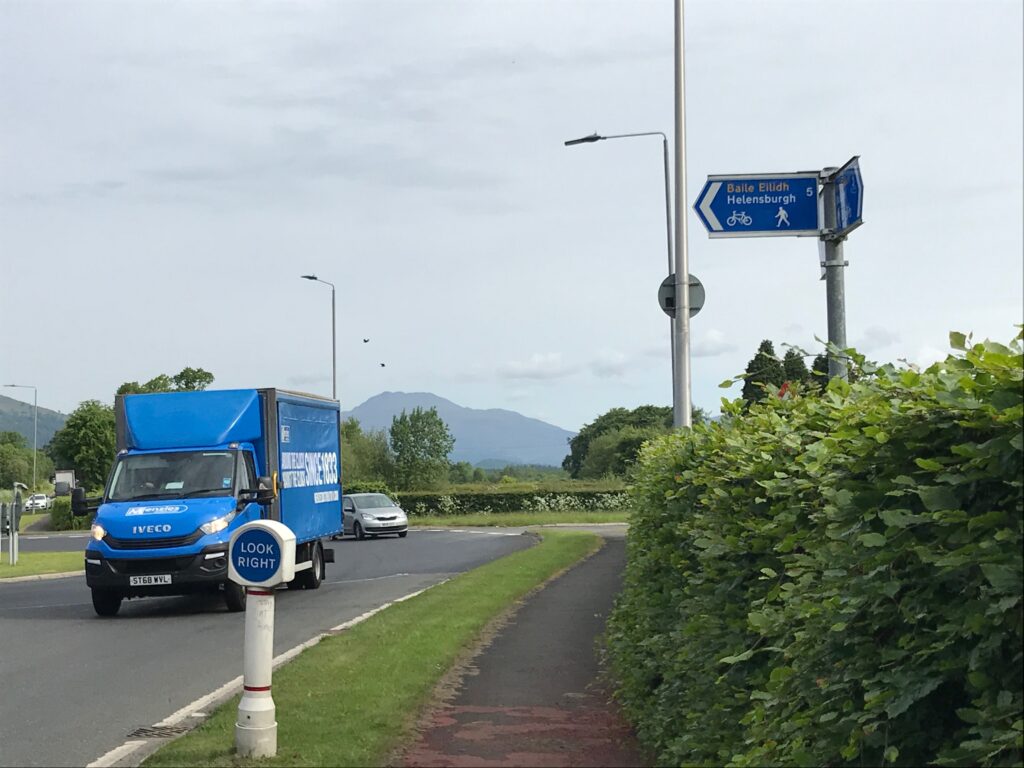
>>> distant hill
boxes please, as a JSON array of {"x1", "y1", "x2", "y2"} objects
[
  {"x1": 343, "y1": 392, "x2": 575, "y2": 468},
  {"x1": 0, "y1": 394, "x2": 68, "y2": 448}
]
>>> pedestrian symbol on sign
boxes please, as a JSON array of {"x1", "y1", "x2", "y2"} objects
[{"x1": 775, "y1": 207, "x2": 790, "y2": 228}]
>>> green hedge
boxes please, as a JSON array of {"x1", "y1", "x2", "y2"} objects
[
  {"x1": 49, "y1": 496, "x2": 92, "y2": 531},
  {"x1": 608, "y1": 332, "x2": 1023, "y2": 767},
  {"x1": 394, "y1": 489, "x2": 631, "y2": 516}
]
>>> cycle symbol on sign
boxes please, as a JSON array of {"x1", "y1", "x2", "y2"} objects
[{"x1": 727, "y1": 211, "x2": 753, "y2": 226}]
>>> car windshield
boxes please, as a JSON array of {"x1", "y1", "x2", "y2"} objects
[
  {"x1": 354, "y1": 494, "x2": 396, "y2": 509},
  {"x1": 108, "y1": 451, "x2": 237, "y2": 502}
]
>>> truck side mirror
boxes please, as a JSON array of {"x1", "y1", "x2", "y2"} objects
[
  {"x1": 239, "y1": 477, "x2": 276, "y2": 507},
  {"x1": 71, "y1": 487, "x2": 88, "y2": 516}
]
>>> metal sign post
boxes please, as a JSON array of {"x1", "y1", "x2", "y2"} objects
[
  {"x1": 228, "y1": 520, "x2": 297, "y2": 758},
  {"x1": 694, "y1": 158, "x2": 864, "y2": 381}
]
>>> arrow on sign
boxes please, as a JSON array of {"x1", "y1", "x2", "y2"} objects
[{"x1": 698, "y1": 182, "x2": 722, "y2": 231}]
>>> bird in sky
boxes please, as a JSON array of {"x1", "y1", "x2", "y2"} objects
[
  {"x1": 363, "y1": 338, "x2": 369, "y2": 343},
  {"x1": 380, "y1": 363, "x2": 386, "y2": 368}
]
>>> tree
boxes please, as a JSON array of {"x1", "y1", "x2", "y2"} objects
[
  {"x1": 340, "y1": 418, "x2": 395, "y2": 486},
  {"x1": 117, "y1": 367, "x2": 215, "y2": 396},
  {"x1": 0, "y1": 431, "x2": 27, "y2": 450},
  {"x1": 564, "y1": 405, "x2": 672, "y2": 478},
  {"x1": 578, "y1": 425, "x2": 665, "y2": 479},
  {"x1": 783, "y1": 348, "x2": 811, "y2": 385},
  {"x1": 389, "y1": 407, "x2": 455, "y2": 491},
  {"x1": 47, "y1": 400, "x2": 116, "y2": 490},
  {"x1": 811, "y1": 353, "x2": 830, "y2": 392},
  {"x1": 741, "y1": 340, "x2": 786, "y2": 404}
]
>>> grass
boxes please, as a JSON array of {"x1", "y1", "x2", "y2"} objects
[
  {"x1": 410, "y1": 510, "x2": 631, "y2": 527},
  {"x1": 145, "y1": 530, "x2": 602, "y2": 767},
  {"x1": 0, "y1": 551, "x2": 83, "y2": 578},
  {"x1": 18, "y1": 512, "x2": 47, "y2": 532}
]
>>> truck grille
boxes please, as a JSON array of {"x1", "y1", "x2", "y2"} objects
[
  {"x1": 104, "y1": 530, "x2": 203, "y2": 550},
  {"x1": 106, "y1": 557, "x2": 196, "y2": 575}
]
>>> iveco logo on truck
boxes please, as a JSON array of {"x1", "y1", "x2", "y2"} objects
[{"x1": 133, "y1": 524, "x2": 173, "y2": 534}]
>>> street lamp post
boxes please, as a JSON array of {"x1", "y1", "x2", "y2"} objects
[
  {"x1": 300, "y1": 275, "x2": 337, "y2": 401},
  {"x1": 564, "y1": 131, "x2": 678, "y2": 418},
  {"x1": 4, "y1": 384, "x2": 37, "y2": 489}
]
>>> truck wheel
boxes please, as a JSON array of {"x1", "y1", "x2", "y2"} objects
[
  {"x1": 354, "y1": 522, "x2": 365, "y2": 540},
  {"x1": 298, "y1": 544, "x2": 324, "y2": 590},
  {"x1": 224, "y1": 581, "x2": 247, "y2": 612},
  {"x1": 91, "y1": 589, "x2": 122, "y2": 617}
]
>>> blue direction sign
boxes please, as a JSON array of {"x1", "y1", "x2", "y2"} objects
[
  {"x1": 694, "y1": 173, "x2": 820, "y2": 238},
  {"x1": 231, "y1": 528, "x2": 281, "y2": 584},
  {"x1": 833, "y1": 156, "x2": 863, "y2": 236}
]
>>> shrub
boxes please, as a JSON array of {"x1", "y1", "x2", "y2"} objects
[
  {"x1": 343, "y1": 480, "x2": 396, "y2": 497},
  {"x1": 49, "y1": 496, "x2": 92, "y2": 531},
  {"x1": 607, "y1": 332, "x2": 1023, "y2": 767},
  {"x1": 395, "y1": 489, "x2": 631, "y2": 517}
]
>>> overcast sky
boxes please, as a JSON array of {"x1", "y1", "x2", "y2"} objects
[{"x1": 2, "y1": 0, "x2": 1021, "y2": 432}]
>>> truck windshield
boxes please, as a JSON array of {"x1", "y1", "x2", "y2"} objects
[{"x1": 108, "y1": 451, "x2": 237, "y2": 502}]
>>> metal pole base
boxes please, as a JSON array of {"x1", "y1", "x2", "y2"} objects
[{"x1": 236, "y1": 691, "x2": 277, "y2": 757}]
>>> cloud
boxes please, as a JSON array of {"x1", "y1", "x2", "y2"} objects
[
  {"x1": 911, "y1": 345, "x2": 949, "y2": 369},
  {"x1": 856, "y1": 326, "x2": 901, "y2": 350},
  {"x1": 591, "y1": 350, "x2": 629, "y2": 378},
  {"x1": 498, "y1": 353, "x2": 580, "y2": 381},
  {"x1": 692, "y1": 329, "x2": 737, "y2": 358},
  {"x1": 287, "y1": 373, "x2": 331, "y2": 386}
]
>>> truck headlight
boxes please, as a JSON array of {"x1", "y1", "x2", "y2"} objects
[
  {"x1": 90, "y1": 523, "x2": 107, "y2": 541},
  {"x1": 200, "y1": 511, "x2": 237, "y2": 535}
]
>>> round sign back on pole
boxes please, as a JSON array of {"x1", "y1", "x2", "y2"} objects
[{"x1": 658, "y1": 273, "x2": 705, "y2": 318}]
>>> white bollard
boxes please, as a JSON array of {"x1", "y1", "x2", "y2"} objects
[
  {"x1": 229, "y1": 520, "x2": 295, "y2": 760},
  {"x1": 236, "y1": 587, "x2": 277, "y2": 757}
]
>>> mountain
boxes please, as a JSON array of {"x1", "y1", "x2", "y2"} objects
[
  {"x1": 0, "y1": 394, "x2": 69, "y2": 448},
  {"x1": 342, "y1": 392, "x2": 575, "y2": 468}
]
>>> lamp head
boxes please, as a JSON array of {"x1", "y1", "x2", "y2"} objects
[
  {"x1": 564, "y1": 133, "x2": 603, "y2": 146},
  {"x1": 300, "y1": 274, "x2": 318, "y2": 281}
]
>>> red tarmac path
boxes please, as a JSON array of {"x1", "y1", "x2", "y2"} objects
[{"x1": 401, "y1": 534, "x2": 650, "y2": 767}]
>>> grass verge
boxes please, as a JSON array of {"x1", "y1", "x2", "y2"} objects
[
  {"x1": 410, "y1": 510, "x2": 630, "y2": 527},
  {"x1": 18, "y1": 512, "x2": 47, "y2": 532},
  {"x1": 0, "y1": 551, "x2": 83, "y2": 578},
  {"x1": 145, "y1": 530, "x2": 602, "y2": 767}
]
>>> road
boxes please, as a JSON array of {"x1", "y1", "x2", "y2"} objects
[
  {"x1": 0, "y1": 529, "x2": 533, "y2": 767},
  {"x1": 15, "y1": 532, "x2": 91, "y2": 553}
]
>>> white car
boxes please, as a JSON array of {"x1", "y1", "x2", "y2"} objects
[
  {"x1": 24, "y1": 494, "x2": 50, "y2": 511},
  {"x1": 342, "y1": 493, "x2": 408, "y2": 539}
]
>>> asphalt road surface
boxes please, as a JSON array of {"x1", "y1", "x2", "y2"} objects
[
  {"x1": 15, "y1": 532, "x2": 91, "y2": 553},
  {"x1": 0, "y1": 529, "x2": 533, "y2": 767}
]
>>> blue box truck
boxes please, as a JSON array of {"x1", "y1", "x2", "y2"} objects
[{"x1": 72, "y1": 388, "x2": 342, "y2": 617}]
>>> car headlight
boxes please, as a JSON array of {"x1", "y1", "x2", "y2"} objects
[
  {"x1": 362, "y1": 513, "x2": 377, "y2": 521},
  {"x1": 200, "y1": 511, "x2": 237, "y2": 535},
  {"x1": 90, "y1": 523, "x2": 107, "y2": 541}
]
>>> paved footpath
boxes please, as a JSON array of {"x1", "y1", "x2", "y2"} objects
[{"x1": 401, "y1": 535, "x2": 650, "y2": 767}]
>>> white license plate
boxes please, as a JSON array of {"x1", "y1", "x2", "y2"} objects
[{"x1": 129, "y1": 574, "x2": 172, "y2": 586}]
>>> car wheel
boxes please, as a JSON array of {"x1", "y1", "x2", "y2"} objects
[
  {"x1": 398, "y1": 531, "x2": 408, "y2": 538},
  {"x1": 354, "y1": 521, "x2": 365, "y2": 540}
]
